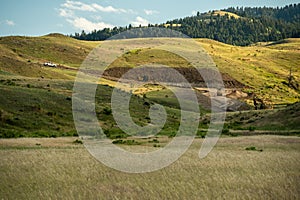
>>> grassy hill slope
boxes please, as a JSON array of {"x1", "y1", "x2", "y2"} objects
[
  {"x1": 221, "y1": 102, "x2": 300, "y2": 134},
  {"x1": 203, "y1": 10, "x2": 241, "y2": 19},
  {"x1": 105, "y1": 38, "x2": 300, "y2": 105},
  {"x1": 0, "y1": 35, "x2": 299, "y2": 137},
  {"x1": 1, "y1": 34, "x2": 299, "y2": 105},
  {"x1": 0, "y1": 34, "x2": 99, "y2": 78},
  {"x1": 197, "y1": 38, "x2": 300, "y2": 105}
]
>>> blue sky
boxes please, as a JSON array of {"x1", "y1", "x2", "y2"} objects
[{"x1": 0, "y1": 0, "x2": 299, "y2": 36}]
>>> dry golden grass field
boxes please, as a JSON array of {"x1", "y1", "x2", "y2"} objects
[
  {"x1": 0, "y1": 135, "x2": 299, "y2": 199},
  {"x1": 0, "y1": 35, "x2": 299, "y2": 199}
]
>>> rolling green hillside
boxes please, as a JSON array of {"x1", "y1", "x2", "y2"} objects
[
  {"x1": 105, "y1": 38, "x2": 300, "y2": 105},
  {"x1": 1, "y1": 35, "x2": 299, "y2": 99},
  {"x1": 1, "y1": 34, "x2": 299, "y2": 105},
  {"x1": 0, "y1": 34, "x2": 99, "y2": 78},
  {"x1": 198, "y1": 38, "x2": 300, "y2": 105},
  {"x1": 0, "y1": 34, "x2": 299, "y2": 137}
]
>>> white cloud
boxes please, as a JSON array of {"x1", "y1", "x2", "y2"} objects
[
  {"x1": 62, "y1": 0, "x2": 96, "y2": 12},
  {"x1": 144, "y1": 9, "x2": 159, "y2": 15},
  {"x1": 92, "y1": 3, "x2": 127, "y2": 13},
  {"x1": 62, "y1": 0, "x2": 129, "y2": 13},
  {"x1": 58, "y1": 1, "x2": 124, "y2": 31},
  {"x1": 91, "y1": 15, "x2": 102, "y2": 21},
  {"x1": 131, "y1": 16, "x2": 149, "y2": 27},
  {"x1": 67, "y1": 17, "x2": 113, "y2": 32},
  {"x1": 192, "y1": 10, "x2": 198, "y2": 16},
  {"x1": 6, "y1": 20, "x2": 15, "y2": 26},
  {"x1": 59, "y1": 8, "x2": 74, "y2": 18}
]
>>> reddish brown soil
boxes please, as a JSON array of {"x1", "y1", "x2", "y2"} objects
[{"x1": 103, "y1": 67, "x2": 245, "y2": 88}]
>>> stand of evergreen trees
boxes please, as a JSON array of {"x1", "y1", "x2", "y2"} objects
[{"x1": 71, "y1": 4, "x2": 300, "y2": 46}]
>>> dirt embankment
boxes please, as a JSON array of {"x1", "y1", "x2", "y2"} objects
[
  {"x1": 102, "y1": 67, "x2": 253, "y2": 111},
  {"x1": 103, "y1": 67, "x2": 245, "y2": 88}
]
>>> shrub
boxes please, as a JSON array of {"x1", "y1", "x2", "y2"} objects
[
  {"x1": 104, "y1": 128, "x2": 128, "y2": 139},
  {"x1": 112, "y1": 139, "x2": 124, "y2": 144},
  {"x1": 245, "y1": 146, "x2": 263, "y2": 152},
  {"x1": 168, "y1": 132, "x2": 176, "y2": 138},
  {"x1": 245, "y1": 146, "x2": 256, "y2": 151},
  {"x1": 47, "y1": 111, "x2": 56, "y2": 116},
  {"x1": 112, "y1": 139, "x2": 141, "y2": 145},
  {"x1": 126, "y1": 140, "x2": 141, "y2": 145},
  {"x1": 104, "y1": 129, "x2": 110, "y2": 137},
  {"x1": 248, "y1": 126, "x2": 256, "y2": 131},
  {"x1": 103, "y1": 107, "x2": 112, "y2": 115},
  {"x1": 229, "y1": 132, "x2": 238, "y2": 137},
  {"x1": 73, "y1": 139, "x2": 83, "y2": 144},
  {"x1": 148, "y1": 139, "x2": 159, "y2": 143},
  {"x1": 222, "y1": 128, "x2": 230, "y2": 134},
  {"x1": 197, "y1": 130, "x2": 206, "y2": 138}
]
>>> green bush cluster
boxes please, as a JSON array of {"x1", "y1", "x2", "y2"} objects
[{"x1": 112, "y1": 139, "x2": 141, "y2": 145}]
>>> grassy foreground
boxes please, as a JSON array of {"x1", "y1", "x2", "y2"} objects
[{"x1": 0, "y1": 135, "x2": 299, "y2": 199}]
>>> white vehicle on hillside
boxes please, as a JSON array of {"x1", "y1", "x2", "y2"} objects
[{"x1": 43, "y1": 62, "x2": 57, "y2": 67}]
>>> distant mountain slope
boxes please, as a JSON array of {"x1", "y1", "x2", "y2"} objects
[
  {"x1": 223, "y1": 4, "x2": 300, "y2": 22},
  {"x1": 205, "y1": 10, "x2": 241, "y2": 19},
  {"x1": 72, "y1": 4, "x2": 300, "y2": 46}
]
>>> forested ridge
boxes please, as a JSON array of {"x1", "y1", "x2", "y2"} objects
[{"x1": 71, "y1": 4, "x2": 300, "y2": 46}]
